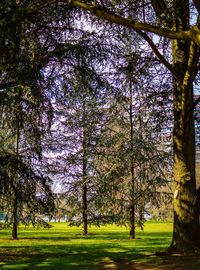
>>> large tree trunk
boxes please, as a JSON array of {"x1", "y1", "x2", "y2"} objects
[
  {"x1": 170, "y1": 80, "x2": 199, "y2": 252},
  {"x1": 169, "y1": 1, "x2": 199, "y2": 251}
]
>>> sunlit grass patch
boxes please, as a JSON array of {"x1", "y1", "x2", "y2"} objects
[{"x1": 0, "y1": 222, "x2": 173, "y2": 269}]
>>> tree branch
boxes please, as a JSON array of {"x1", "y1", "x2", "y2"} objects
[
  {"x1": 137, "y1": 30, "x2": 179, "y2": 79},
  {"x1": 67, "y1": 0, "x2": 200, "y2": 46}
]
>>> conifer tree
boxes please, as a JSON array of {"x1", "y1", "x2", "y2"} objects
[
  {"x1": 43, "y1": 43, "x2": 111, "y2": 234},
  {"x1": 0, "y1": 0, "x2": 62, "y2": 238},
  {"x1": 94, "y1": 57, "x2": 172, "y2": 235}
]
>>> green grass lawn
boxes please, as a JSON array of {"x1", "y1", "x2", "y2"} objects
[{"x1": 0, "y1": 222, "x2": 173, "y2": 269}]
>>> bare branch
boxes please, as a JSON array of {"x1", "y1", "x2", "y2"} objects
[{"x1": 137, "y1": 30, "x2": 179, "y2": 79}]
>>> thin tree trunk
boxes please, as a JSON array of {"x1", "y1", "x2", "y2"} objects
[
  {"x1": 57, "y1": 209, "x2": 60, "y2": 223},
  {"x1": 82, "y1": 101, "x2": 88, "y2": 235},
  {"x1": 129, "y1": 161, "x2": 135, "y2": 239},
  {"x1": 82, "y1": 183, "x2": 87, "y2": 235},
  {"x1": 12, "y1": 108, "x2": 20, "y2": 240},
  {"x1": 129, "y1": 74, "x2": 135, "y2": 239},
  {"x1": 12, "y1": 193, "x2": 18, "y2": 240}
]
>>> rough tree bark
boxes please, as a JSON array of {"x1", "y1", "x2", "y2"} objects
[
  {"x1": 168, "y1": 0, "x2": 200, "y2": 252},
  {"x1": 171, "y1": 78, "x2": 198, "y2": 251}
]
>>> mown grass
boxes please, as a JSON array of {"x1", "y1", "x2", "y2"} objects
[{"x1": 0, "y1": 222, "x2": 173, "y2": 269}]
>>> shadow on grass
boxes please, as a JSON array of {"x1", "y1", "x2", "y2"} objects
[
  {"x1": 0, "y1": 222, "x2": 180, "y2": 270},
  {"x1": 0, "y1": 231, "x2": 175, "y2": 270},
  {"x1": 0, "y1": 246, "x2": 150, "y2": 270},
  {"x1": 1, "y1": 249, "x2": 200, "y2": 270}
]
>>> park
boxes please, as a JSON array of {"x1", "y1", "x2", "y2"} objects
[
  {"x1": 1, "y1": 0, "x2": 200, "y2": 269},
  {"x1": 0, "y1": 222, "x2": 200, "y2": 269}
]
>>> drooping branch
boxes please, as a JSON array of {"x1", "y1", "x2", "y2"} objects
[{"x1": 66, "y1": 0, "x2": 200, "y2": 46}]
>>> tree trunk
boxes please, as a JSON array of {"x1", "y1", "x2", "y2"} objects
[
  {"x1": 12, "y1": 104, "x2": 20, "y2": 240},
  {"x1": 129, "y1": 77, "x2": 135, "y2": 239},
  {"x1": 82, "y1": 183, "x2": 88, "y2": 235},
  {"x1": 169, "y1": 2, "x2": 199, "y2": 250},
  {"x1": 170, "y1": 81, "x2": 198, "y2": 252},
  {"x1": 12, "y1": 193, "x2": 18, "y2": 240},
  {"x1": 82, "y1": 102, "x2": 88, "y2": 235},
  {"x1": 129, "y1": 165, "x2": 135, "y2": 239},
  {"x1": 57, "y1": 209, "x2": 60, "y2": 223}
]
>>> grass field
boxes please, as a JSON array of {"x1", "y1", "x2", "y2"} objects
[
  {"x1": 0, "y1": 222, "x2": 200, "y2": 270},
  {"x1": 0, "y1": 222, "x2": 171, "y2": 269},
  {"x1": 0, "y1": 222, "x2": 198, "y2": 270}
]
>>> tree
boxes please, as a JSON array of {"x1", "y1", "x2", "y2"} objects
[
  {"x1": 0, "y1": 79, "x2": 56, "y2": 239},
  {"x1": 35, "y1": 0, "x2": 172, "y2": 237},
  {"x1": 65, "y1": 0, "x2": 200, "y2": 252},
  {"x1": 43, "y1": 43, "x2": 110, "y2": 234},
  {"x1": 0, "y1": 0, "x2": 61, "y2": 238},
  {"x1": 94, "y1": 60, "x2": 172, "y2": 237}
]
